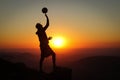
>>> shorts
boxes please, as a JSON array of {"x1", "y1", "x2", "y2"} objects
[{"x1": 40, "y1": 44, "x2": 55, "y2": 58}]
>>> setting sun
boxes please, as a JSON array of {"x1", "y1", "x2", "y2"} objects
[{"x1": 50, "y1": 37, "x2": 66, "y2": 48}]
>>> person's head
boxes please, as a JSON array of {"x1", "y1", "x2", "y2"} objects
[{"x1": 36, "y1": 23, "x2": 43, "y2": 30}]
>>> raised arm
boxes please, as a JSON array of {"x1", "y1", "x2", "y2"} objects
[{"x1": 44, "y1": 13, "x2": 49, "y2": 30}]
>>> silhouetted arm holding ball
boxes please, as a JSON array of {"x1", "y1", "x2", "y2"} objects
[{"x1": 44, "y1": 14, "x2": 49, "y2": 31}]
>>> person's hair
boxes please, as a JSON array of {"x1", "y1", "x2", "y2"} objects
[{"x1": 36, "y1": 23, "x2": 43, "y2": 29}]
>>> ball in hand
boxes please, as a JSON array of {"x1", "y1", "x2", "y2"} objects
[{"x1": 42, "y1": 7, "x2": 48, "y2": 13}]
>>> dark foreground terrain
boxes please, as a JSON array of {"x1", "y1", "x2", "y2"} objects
[
  {"x1": 0, "y1": 51, "x2": 120, "y2": 80},
  {"x1": 0, "y1": 58, "x2": 72, "y2": 80}
]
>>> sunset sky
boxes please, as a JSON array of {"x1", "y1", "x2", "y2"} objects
[{"x1": 0, "y1": 0, "x2": 120, "y2": 49}]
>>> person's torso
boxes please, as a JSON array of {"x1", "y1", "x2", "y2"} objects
[{"x1": 36, "y1": 29, "x2": 48, "y2": 44}]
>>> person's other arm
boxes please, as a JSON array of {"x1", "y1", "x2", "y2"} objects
[
  {"x1": 44, "y1": 13, "x2": 49, "y2": 30},
  {"x1": 48, "y1": 36, "x2": 52, "y2": 40}
]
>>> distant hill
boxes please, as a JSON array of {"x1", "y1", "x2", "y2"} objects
[
  {"x1": 0, "y1": 52, "x2": 39, "y2": 70},
  {"x1": 71, "y1": 56, "x2": 120, "y2": 80}
]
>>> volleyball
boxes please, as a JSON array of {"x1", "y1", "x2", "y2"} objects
[{"x1": 42, "y1": 7, "x2": 48, "y2": 13}]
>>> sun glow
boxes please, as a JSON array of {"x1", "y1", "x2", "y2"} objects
[{"x1": 50, "y1": 37, "x2": 66, "y2": 48}]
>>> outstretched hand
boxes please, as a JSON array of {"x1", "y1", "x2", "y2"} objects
[
  {"x1": 45, "y1": 13, "x2": 49, "y2": 19},
  {"x1": 48, "y1": 37, "x2": 52, "y2": 40},
  {"x1": 45, "y1": 13, "x2": 47, "y2": 16}
]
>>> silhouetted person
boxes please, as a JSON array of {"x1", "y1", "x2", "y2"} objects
[{"x1": 36, "y1": 13, "x2": 56, "y2": 72}]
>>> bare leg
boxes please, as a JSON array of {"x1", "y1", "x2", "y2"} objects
[
  {"x1": 52, "y1": 52, "x2": 56, "y2": 70},
  {"x1": 40, "y1": 57, "x2": 44, "y2": 72}
]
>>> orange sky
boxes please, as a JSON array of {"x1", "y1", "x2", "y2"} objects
[{"x1": 0, "y1": 0, "x2": 120, "y2": 49}]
